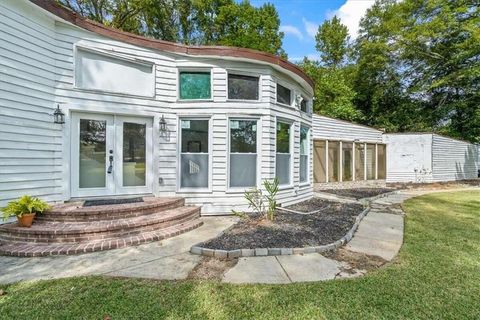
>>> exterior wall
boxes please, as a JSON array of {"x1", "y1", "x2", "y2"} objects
[
  {"x1": 0, "y1": 0, "x2": 62, "y2": 205},
  {"x1": 0, "y1": 0, "x2": 314, "y2": 213},
  {"x1": 383, "y1": 134, "x2": 434, "y2": 183},
  {"x1": 431, "y1": 134, "x2": 479, "y2": 182},
  {"x1": 312, "y1": 115, "x2": 383, "y2": 143}
]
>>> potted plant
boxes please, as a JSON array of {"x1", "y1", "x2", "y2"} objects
[{"x1": 2, "y1": 195, "x2": 51, "y2": 227}]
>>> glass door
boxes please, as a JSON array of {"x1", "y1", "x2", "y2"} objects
[{"x1": 71, "y1": 113, "x2": 153, "y2": 198}]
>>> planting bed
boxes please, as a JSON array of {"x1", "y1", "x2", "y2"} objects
[
  {"x1": 202, "y1": 199, "x2": 364, "y2": 250},
  {"x1": 320, "y1": 188, "x2": 396, "y2": 200}
]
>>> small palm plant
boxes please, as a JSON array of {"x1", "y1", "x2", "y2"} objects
[
  {"x1": 2, "y1": 195, "x2": 51, "y2": 227},
  {"x1": 233, "y1": 178, "x2": 279, "y2": 221}
]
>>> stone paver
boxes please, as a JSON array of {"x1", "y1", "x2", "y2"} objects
[
  {"x1": 223, "y1": 256, "x2": 290, "y2": 284},
  {"x1": 276, "y1": 254, "x2": 342, "y2": 282},
  {"x1": 0, "y1": 217, "x2": 237, "y2": 284}
]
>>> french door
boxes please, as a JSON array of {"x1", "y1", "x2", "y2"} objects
[{"x1": 71, "y1": 112, "x2": 153, "y2": 198}]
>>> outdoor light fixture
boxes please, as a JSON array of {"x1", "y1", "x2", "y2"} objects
[
  {"x1": 295, "y1": 94, "x2": 304, "y2": 108},
  {"x1": 159, "y1": 115, "x2": 167, "y2": 133},
  {"x1": 53, "y1": 104, "x2": 65, "y2": 124}
]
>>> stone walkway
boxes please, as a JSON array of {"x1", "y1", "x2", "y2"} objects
[{"x1": 1, "y1": 188, "x2": 476, "y2": 285}]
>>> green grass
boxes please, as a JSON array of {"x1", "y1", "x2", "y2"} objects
[{"x1": 1, "y1": 191, "x2": 479, "y2": 319}]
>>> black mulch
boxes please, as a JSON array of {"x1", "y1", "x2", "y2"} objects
[
  {"x1": 202, "y1": 199, "x2": 364, "y2": 250},
  {"x1": 319, "y1": 188, "x2": 396, "y2": 200}
]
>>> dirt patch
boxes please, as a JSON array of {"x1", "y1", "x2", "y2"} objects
[
  {"x1": 320, "y1": 188, "x2": 397, "y2": 200},
  {"x1": 202, "y1": 199, "x2": 364, "y2": 250},
  {"x1": 187, "y1": 256, "x2": 238, "y2": 280},
  {"x1": 283, "y1": 197, "x2": 338, "y2": 213},
  {"x1": 387, "y1": 179, "x2": 480, "y2": 190},
  {"x1": 325, "y1": 248, "x2": 388, "y2": 271}
]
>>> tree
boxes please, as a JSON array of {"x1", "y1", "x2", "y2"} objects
[{"x1": 315, "y1": 15, "x2": 350, "y2": 68}]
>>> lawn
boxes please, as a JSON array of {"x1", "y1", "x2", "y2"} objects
[{"x1": 0, "y1": 191, "x2": 479, "y2": 319}]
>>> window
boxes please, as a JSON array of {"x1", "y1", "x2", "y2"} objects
[
  {"x1": 179, "y1": 71, "x2": 211, "y2": 100},
  {"x1": 300, "y1": 98, "x2": 309, "y2": 113},
  {"x1": 228, "y1": 74, "x2": 259, "y2": 100},
  {"x1": 366, "y1": 144, "x2": 376, "y2": 179},
  {"x1": 180, "y1": 119, "x2": 209, "y2": 188},
  {"x1": 377, "y1": 144, "x2": 386, "y2": 179},
  {"x1": 355, "y1": 143, "x2": 365, "y2": 180},
  {"x1": 276, "y1": 121, "x2": 291, "y2": 185},
  {"x1": 300, "y1": 126, "x2": 309, "y2": 183},
  {"x1": 76, "y1": 48, "x2": 154, "y2": 97},
  {"x1": 342, "y1": 142, "x2": 353, "y2": 181},
  {"x1": 229, "y1": 120, "x2": 257, "y2": 188},
  {"x1": 276, "y1": 83, "x2": 291, "y2": 105},
  {"x1": 313, "y1": 140, "x2": 326, "y2": 183},
  {"x1": 328, "y1": 141, "x2": 340, "y2": 182}
]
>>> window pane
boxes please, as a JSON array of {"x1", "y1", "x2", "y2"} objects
[
  {"x1": 342, "y1": 142, "x2": 353, "y2": 182},
  {"x1": 276, "y1": 153, "x2": 290, "y2": 185},
  {"x1": 180, "y1": 154, "x2": 208, "y2": 188},
  {"x1": 366, "y1": 143, "x2": 376, "y2": 180},
  {"x1": 181, "y1": 120, "x2": 208, "y2": 153},
  {"x1": 313, "y1": 140, "x2": 326, "y2": 183},
  {"x1": 230, "y1": 120, "x2": 257, "y2": 153},
  {"x1": 300, "y1": 126, "x2": 309, "y2": 183},
  {"x1": 377, "y1": 144, "x2": 386, "y2": 179},
  {"x1": 230, "y1": 154, "x2": 256, "y2": 187},
  {"x1": 300, "y1": 99, "x2": 308, "y2": 112},
  {"x1": 179, "y1": 72, "x2": 211, "y2": 100},
  {"x1": 276, "y1": 83, "x2": 291, "y2": 105},
  {"x1": 228, "y1": 74, "x2": 259, "y2": 100},
  {"x1": 79, "y1": 119, "x2": 106, "y2": 188},
  {"x1": 328, "y1": 141, "x2": 340, "y2": 182},
  {"x1": 123, "y1": 122, "x2": 146, "y2": 187},
  {"x1": 355, "y1": 143, "x2": 365, "y2": 180},
  {"x1": 276, "y1": 122, "x2": 290, "y2": 153}
]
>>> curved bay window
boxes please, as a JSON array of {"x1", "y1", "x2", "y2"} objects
[
  {"x1": 300, "y1": 126, "x2": 309, "y2": 183},
  {"x1": 276, "y1": 121, "x2": 291, "y2": 185},
  {"x1": 179, "y1": 119, "x2": 209, "y2": 189}
]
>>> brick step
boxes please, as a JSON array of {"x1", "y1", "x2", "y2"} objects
[
  {"x1": 37, "y1": 197, "x2": 185, "y2": 222},
  {"x1": 0, "y1": 219, "x2": 204, "y2": 257},
  {"x1": 0, "y1": 206, "x2": 200, "y2": 243}
]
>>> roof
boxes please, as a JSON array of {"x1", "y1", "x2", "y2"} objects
[{"x1": 30, "y1": 0, "x2": 314, "y2": 91}]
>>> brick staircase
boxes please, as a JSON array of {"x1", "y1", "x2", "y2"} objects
[{"x1": 0, "y1": 197, "x2": 203, "y2": 257}]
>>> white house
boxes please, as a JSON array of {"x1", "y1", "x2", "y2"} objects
[{"x1": 0, "y1": 0, "x2": 315, "y2": 214}]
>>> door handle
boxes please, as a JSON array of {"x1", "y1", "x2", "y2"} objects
[{"x1": 107, "y1": 152, "x2": 113, "y2": 174}]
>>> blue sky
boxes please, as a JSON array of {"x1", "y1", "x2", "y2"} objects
[{"x1": 247, "y1": 0, "x2": 376, "y2": 61}]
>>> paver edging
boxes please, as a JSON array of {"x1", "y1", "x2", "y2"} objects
[{"x1": 190, "y1": 206, "x2": 371, "y2": 260}]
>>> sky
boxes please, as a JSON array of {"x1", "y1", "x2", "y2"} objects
[{"x1": 247, "y1": 0, "x2": 376, "y2": 61}]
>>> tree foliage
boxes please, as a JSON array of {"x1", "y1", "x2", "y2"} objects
[{"x1": 58, "y1": 0, "x2": 285, "y2": 56}]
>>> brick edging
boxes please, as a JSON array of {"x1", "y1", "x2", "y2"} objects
[{"x1": 190, "y1": 206, "x2": 370, "y2": 260}]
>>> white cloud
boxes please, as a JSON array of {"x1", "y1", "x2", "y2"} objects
[
  {"x1": 329, "y1": 0, "x2": 376, "y2": 38},
  {"x1": 302, "y1": 18, "x2": 318, "y2": 39},
  {"x1": 280, "y1": 25, "x2": 303, "y2": 40},
  {"x1": 289, "y1": 53, "x2": 320, "y2": 62}
]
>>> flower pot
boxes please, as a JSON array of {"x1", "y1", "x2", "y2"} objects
[{"x1": 17, "y1": 213, "x2": 35, "y2": 227}]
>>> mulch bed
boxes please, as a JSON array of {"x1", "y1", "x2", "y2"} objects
[
  {"x1": 319, "y1": 188, "x2": 396, "y2": 200},
  {"x1": 202, "y1": 199, "x2": 364, "y2": 250}
]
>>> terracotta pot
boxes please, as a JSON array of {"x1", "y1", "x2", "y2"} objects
[{"x1": 17, "y1": 213, "x2": 35, "y2": 227}]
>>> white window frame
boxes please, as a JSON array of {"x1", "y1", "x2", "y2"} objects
[
  {"x1": 275, "y1": 117, "x2": 294, "y2": 188},
  {"x1": 226, "y1": 70, "x2": 262, "y2": 102},
  {"x1": 73, "y1": 44, "x2": 156, "y2": 98},
  {"x1": 299, "y1": 124, "x2": 310, "y2": 185},
  {"x1": 227, "y1": 117, "x2": 261, "y2": 191},
  {"x1": 275, "y1": 81, "x2": 294, "y2": 107},
  {"x1": 177, "y1": 116, "x2": 212, "y2": 192},
  {"x1": 177, "y1": 68, "x2": 213, "y2": 102}
]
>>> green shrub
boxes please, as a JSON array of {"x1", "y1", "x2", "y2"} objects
[{"x1": 2, "y1": 195, "x2": 51, "y2": 220}]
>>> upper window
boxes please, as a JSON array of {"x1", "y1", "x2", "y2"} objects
[
  {"x1": 300, "y1": 98, "x2": 309, "y2": 113},
  {"x1": 75, "y1": 48, "x2": 154, "y2": 97},
  {"x1": 229, "y1": 119, "x2": 258, "y2": 188},
  {"x1": 179, "y1": 71, "x2": 211, "y2": 100},
  {"x1": 228, "y1": 74, "x2": 259, "y2": 100},
  {"x1": 276, "y1": 83, "x2": 291, "y2": 105}
]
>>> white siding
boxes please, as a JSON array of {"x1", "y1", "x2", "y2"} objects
[
  {"x1": 383, "y1": 134, "x2": 433, "y2": 183},
  {"x1": 312, "y1": 115, "x2": 383, "y2": 143},
  {"x1": 0, "y1": 0, "x2": 61, "y2": 206},
  {"x1": 431, "y1": 134, "x2": 479, "y2": 182}
]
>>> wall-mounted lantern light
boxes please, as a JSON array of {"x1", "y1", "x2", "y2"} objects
[
  {"x1": 295, "y1": 94, "x2": 304, "y2": 108},
  {"x1": 53, "y1": 104, "x2": 65, "y2": 124},
  {"x1": 159, "y1": 115, "x2": 167, "y2": 133}
]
